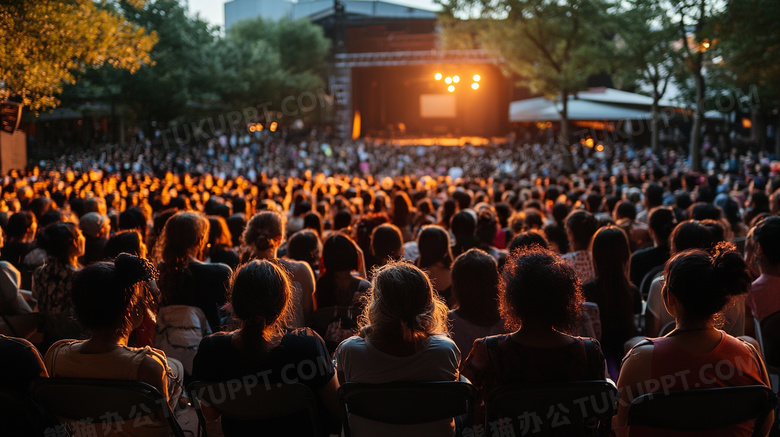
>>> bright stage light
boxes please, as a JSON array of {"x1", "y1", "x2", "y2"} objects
[
  {"x1": 435, "y1": 73, "x2": 442, "y2": 80},
  {"x1": 445, "y1": 77, "x2": 452, "y2": 84},
  {"x1": 471, "y1": 83, "x2": 479, "y2": 90},
  {"x1": 453, "y1": 75, "x2": 460, "y2": 83},
  {"x1": 448, "y1": 85, "x2": 455, "y2": 92},
  {"x1": 473, "y1": 74, "x2": 481, "y2": 82}
]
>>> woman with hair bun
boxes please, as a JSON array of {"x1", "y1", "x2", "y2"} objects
[
  {"x1": 193, "y1": 260, "x2": 339, "y2": 437},
  {"x1": 335, "y1": 261, "x2": 459, "y2": 437},
  {"x1": 43, "y1": 253, "x2": 183, "y2": 437},
  {"x1": 241, "y1": 210, "x2": 315, "y2": 327},
  {"x1": 615, "y1": 243, "x2": 771, "y2": 436}
]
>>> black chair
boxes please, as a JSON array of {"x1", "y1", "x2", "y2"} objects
[
  {"x1": 761, "y1": 312, "x2": 780, "y2": 369},
  {"x1": 627, "y1": 385, "x2": 776, "y2": 436},
  {"x1": 188, "y1": 380, "x2": 320, "y2": 437},
  {"x1": 338, "y1": 380, "x2": 475, "y2": 437},
  {"x1": 32, "y1": 377, "x2": 184, "y2": 437},
  {"x1": 484, "y1": 380, "x2": 618, "y2": 436},
  {"x1": 639, "y1": 265, "x2": 664, "y2": 301}
]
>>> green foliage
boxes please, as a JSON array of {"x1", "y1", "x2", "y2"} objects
[{"x1": 0, "y1": 0, "x2": 158, "y2": 112}]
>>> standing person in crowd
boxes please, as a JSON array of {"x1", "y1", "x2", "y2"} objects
[
  {"x1": 153, "y1": 211, "x2": 232, "y2": 332},
  {"x1": 193, "y1": 260, "x2": 340, "y2": 437},
  {"x1": 44, "y1": 254, "x2": 183, "y2": 437},
  {"x1": 562, "y1": 210, "x2": 599, "y2": 283},
  {"x1": 335, "y1": 261, "x2": 459, "y2": 437},
  {"x1": 583, "y1": 225, "x2": 641, "y2": 375},
  {"x1": 32, "y1": 222, "x2": 86, "y2": 347},
  {"x1": 416, "y1": 225, "x2": 454, "y2": 306},
  {"x1": 616, "y1": 244, "x2": 771, "y2": 436},
  {"x1": 461, "y1": 246, "x2": 606, "y2": 423},
  {"x1": 78, "y1": 212, "x2": 110, "y2": 266},
  {"x1": 241, "y1": 210, "x2": 315, "y2": 328},
  {"x1": 447, "y1": 249, "x2": 507, "y2": 357}
]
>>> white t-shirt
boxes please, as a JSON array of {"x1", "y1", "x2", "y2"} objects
[
  {"x1": 335, "y1": 334, "x2": 461, "y2": 437},
  {"x1": 447, "y1": 311, "x2": 508, "y2": 358}
]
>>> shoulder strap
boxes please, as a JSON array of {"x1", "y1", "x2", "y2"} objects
[
  {"x1": 583, "y1": 338, "x2": 600, "y2": 378},
  {"x1": 485, "y1": 335, "x2": 504, "y2": 376}
]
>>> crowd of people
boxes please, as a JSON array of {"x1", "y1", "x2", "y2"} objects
[{"x1": 1, "y1": 134, "x2": 780, "y2": 436}]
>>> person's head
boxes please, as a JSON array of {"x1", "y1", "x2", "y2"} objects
[
  {"x1": 614, "y1": 200, "x2": 637, "y2": 222},
  {"x1": 590, "y1": 225, "x2": 630, "y2": 279},
  {"x1": 663, "y1": 244, "x2": 751, "y2": 324},
  {"x1": 302, "y1": 211, "x2": 324, "y2": 237},
  {"x1": 359, "y1": 261, "x2": 448, "y2": 346},
  {"x1": 322, "y1": 233, "x2": 361, "y2": 274},
  {"x1": 6, "y1": 210, "x2": 37, "y2": 242},
  {"x1": 647, "y1": 206, "x2": 676, "y2": 246},
  {"x1": 79, "y1": 212, "x2": 110, "y2": 239},
  {"x1": 500, "y1": 246, "x2": 582, "y2": 331},
  {"x1": 207, "y1": 216, "x2": 233, "y2": 248},
  {"x1": 416, "y1": 225, "x2": 452, "y2": 269},
  {"x1": 153, "y1": 211, "x2": 210, "y2": 266},
  {"x1": 242, "y1": 211, "x2": 286, "y2": 258},
  {"x1": 104, "y1": 230, "x2": 147, "y2": 259},
  {"x1": 753, "y1": 216, "x2": 780, "y2": 267},
  {"x1": 508, "y1": 231, "x2": 549, "y2": 254},
  {"x1": 644, "y1": 183, "x2": 664, "y2": 209},
  {"x1": 451, "y1": 249, "x2": 499, "y2": 314},
  {"x1": 670, "y1": 219, "x2": 715, "y2": 254},
  {"x1": 333, "y1": 209, "x2": 353, "y2": 231},
  {"x1": 392, "y1": 192, "x2": 412, "y2": 227},
  {"x1": 71, "y1": 253, "x2": 157, "y2": 339},
  {"x1": 286, "y1": 229, "x2": 321, "y2": 272},
  {"x1": 565, "y1": 210, "x2": 598, "y2": 251},
  {"x1": 370, "y1": 223, "x2": 403, "y2": 264},
  {"x1": 38, "y1": 222, "x2": 84, "y2": 263},
  {"x1": 230, "y1": 260, "x2": 293, "y2": 352}
]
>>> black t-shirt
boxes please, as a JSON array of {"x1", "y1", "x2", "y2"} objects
[
  {"x1": 163, "y1": 261, "x2": 231, "y2": 332},
  {"x1": 192, "y1": 328, "x2": 337, "y2": 436},
  {"x1": 629, "y1": 245, "x2": 670, "y2": 288}
]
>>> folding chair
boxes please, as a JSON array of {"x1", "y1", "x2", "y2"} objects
[
  {"x1": 484, "y1": 380, "x2": 618, "y2": 436},
  {"x1": 32, "y1": 377, "x2": 185, "y2": 437},
  {"x1": 188, "y1": 380, "x2": 320, "y2": 437},
  {"x1": 761, "y1": 311, "x2": 780, "y2": 368},
  {"x1": 626, "y1": 385, "x2": 777, "y2": 436},
  {"x1": 338, "y1": 380, "x2": 475, "y2": 437}
]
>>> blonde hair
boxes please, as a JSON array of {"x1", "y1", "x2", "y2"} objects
[{"x1": 359, "y1": 261, "x2": 448, "y2": 348}]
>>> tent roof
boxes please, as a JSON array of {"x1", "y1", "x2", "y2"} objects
[
  {"x1": 509, "y1": 97, "x2": 654, "y2": 122},
  {"x1": 575, "y1": 87, "x2": 676, "y2": 107}
]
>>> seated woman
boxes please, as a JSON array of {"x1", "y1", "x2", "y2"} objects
[
  {"x1": 461, "y1": 246, "x2": 606, "y2": 421},
  {"x1": 616, "y1": 244, "x2": 771, "y2": 436},
  {"x1": 335, "y1": 261, "x2": 460, "y2": 437},
  {"x1": 416, "y1": 225, "x2": 454, "y2": 306},
  {"x1": 192, "y1": 260, "x2": 340, "y2": 437},
  {"x1": 43, "y1": 254, "x2": 183, "y2": 437},
  {"x1": 447, "y1": 249, "x2": 508, "y2": 357}
]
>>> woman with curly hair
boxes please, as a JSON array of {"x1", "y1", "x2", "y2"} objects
[
  {"x1": 461, "y1": 246, "x2": 606, "y2": 420},
  {"x1": 335, "y1": 261, "x2": 459, "y2": 437},
  {"x1": 240, "y1": 210, "x2": 315, "y2": 328},
  {"x1": 153, "y1": 211, "x2": 232, "y2": 332}
]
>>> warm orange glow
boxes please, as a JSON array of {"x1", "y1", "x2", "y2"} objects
[
  {"x1": 471, "y1": 83, "x2": 479, "y2": 90},
  {"x1": 448, "y1": 85, "x2": 455, "y2": 92},
  {"x1": 453, "y1": 75, "x2": 460, "y2": 83},
  {"x1": 445, "y1": 77, "x2": 452, "y2": 84},
  {"x1": 352, "y1": 111, "x2": 361, "y2": 140},
  {"x1": 595, "y1": 144, "x2": 604, "y2": 152},
  {"x1": 434, "y1": 73, "x2": 442, "y2": 81},
  {"x1": 473, "y1": 74, "x2": 481, "y2": 82},
  {"x1": 585, "y1": 138, "x2": 594, "y2": 148},
  {"x1": 270, "y1": 122, "x2": 278, "y2": 132},
  {"x1": 742, "y1": 118, "x2": 752, "y2": 129}
]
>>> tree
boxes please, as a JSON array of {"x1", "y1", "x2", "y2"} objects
[
  {"x1": 715, "y1": 0, "x2": 780, "y2": 157},
  {"x1": 438, "y1": 0, "x2": 615, "y2": 173},
  {"x1": 0, "y1": 0, "x2": 157, "y2": 112},
  {"x1": 613, "y1": 0, "x2": 678, "y2": 153}
]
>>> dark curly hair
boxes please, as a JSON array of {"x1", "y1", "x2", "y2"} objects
[{"x1": 499, "y1": 246, "x2": 583, "y2": 332}]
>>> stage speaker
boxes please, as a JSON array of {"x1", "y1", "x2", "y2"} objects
[{"x1": 1, "y1": 101, "x2": 22, "y2": 134}]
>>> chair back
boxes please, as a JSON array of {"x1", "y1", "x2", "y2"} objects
[
  {"x1": 32, "y1": 377, "x2": 184, "y2": 436},
  {"x1": 188, "y1": 380, "x2": 319, "y2": 437},
  {"x1": 639, "y1": 266, "x2": 664, "y2": 301},
  {"x1": 626, "y1": 385, "x2": 777, "y2": 435},
  {"x1": 484, "y1": 380, "x2": 618, "y2": 437},
  {"x1": 338, "y1": 381, "x2": 475, "y2": 436},
  {"x1": 310, "y1": 306, "x2": 358, "y2": 351}
]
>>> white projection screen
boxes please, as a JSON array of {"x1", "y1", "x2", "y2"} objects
[{"x1": 420, "y1": 94, "x2": 457, "y2": 118}]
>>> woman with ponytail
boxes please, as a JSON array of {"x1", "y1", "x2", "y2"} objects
[
  {"x1": 335, "y1": 261, "x2": 459, "y2": 437},
  {"x1": 192, "y1": 260, "x2": 339, "y2": 437},
  {"x1": 615, "y1": 243, "x2": 771, "y2": 436},
  {"x1": 240, "y1": 210, "x2": 315, "y2": 328},
  {"x1": 43, "y1": 253, "x2": 183, "y2": 437}
]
